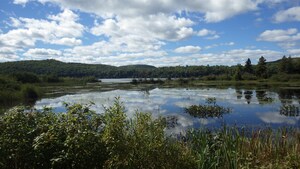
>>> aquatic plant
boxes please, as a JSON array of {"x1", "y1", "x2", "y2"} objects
[
  {"x1": 185, "y1": 97, "x2": 231, "y2": 118},
  {"x1": 280, "y1": 104, "x2": 300, "y2": 117}
]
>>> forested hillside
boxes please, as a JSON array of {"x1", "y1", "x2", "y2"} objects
[{"x1": 0, "y1": 57, "x2": 299, "y2": 78}]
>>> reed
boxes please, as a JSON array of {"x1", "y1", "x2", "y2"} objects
[{"x1": 0, "y1": 98, "x2": 299, "y2": 169}]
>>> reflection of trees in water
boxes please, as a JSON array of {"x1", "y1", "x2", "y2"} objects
[
  {"x1": 235, "y1": 89, "x2": 243, "y2": 100},
  {"x1": 244, "y1": 90, "x2": 253, "y2": 104},
  {"x1": 277, "y1": 89, "x2": 300, "y2": 104},
  {"x1": 140, "y1": 86, "x2": 156, "y2": 97},
  {"x1": 280, "y1": 104, "x2": 300, "y2": 117},
  {"x1": 256, "y1": 90, "x2": 274, "y2": 104}
]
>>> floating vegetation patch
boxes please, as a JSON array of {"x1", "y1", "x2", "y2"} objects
[
  {"x1": 185, "y1": 97, "x2": 231, "y2": 118},
  {"x1": 280, "y1": 104, "x2": 300, "y2": 117}
]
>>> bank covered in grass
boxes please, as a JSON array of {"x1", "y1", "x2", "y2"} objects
[{"x1": 0, "y1": 98, "x2": 299, "y2": 169}]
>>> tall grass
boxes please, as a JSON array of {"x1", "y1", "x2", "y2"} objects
[{"x1": 0, "y1": 98, "x2": 299, "y2": 169}]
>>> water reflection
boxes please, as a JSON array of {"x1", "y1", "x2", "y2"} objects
[
  {"x1": 34, "y1": 87, "x2": 300, "y2": 131},
  {"x1": 235, "y1": 89, "x2": 243, "y2": 100},
  {"x1": 256, "y1": 90, "x2": 274, "y2": 104},
  {"x1": 257, "y1": 112, "x2": 300, "y2": 125},
  {"x1": 277, "y1": 89, "x2": 300, "y2": 104},
  {"x1": 244, "y1": 90, "x2": 253, "y2": 104}
]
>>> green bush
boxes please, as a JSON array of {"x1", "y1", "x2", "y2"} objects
[
  {"x1": 21, "y1": 85, "x2": 39, "y2": 101},
  {"x1": 242, "y1": 73, "x2": 257, "y2": 80},
  {"x1": 102, "y1": 99, "x2": 196, "y2": 168}
]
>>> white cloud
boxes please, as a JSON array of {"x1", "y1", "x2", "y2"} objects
[
  {"x1": 287, "y1": 49, "x2": 300, "y2": 57},
  {"x1": 273, "y1": 6, "x2": 300, "y2": 23},
  {"x1": 174, "y1": 46, "x2": 201, "y2": 53},
  {"x1": 52, "y1": 38, "x2": 82, "y2": 46},
  {"x1": 22, "y1": 0, "x2": 260, "y2": 22},
  {"x1": 278, "y1": 42, "x2": 298, "y2": 49},
  {"x1": 198, "y1": 29, "x2": 216, "y2": 36},
  {"x1": 0, "y1": 47, "x2": 21, "y2": 62},
  {"x1": 13, "y1": 0, "x2": 30, "y2": 5},
  {"x1": 197, "y1": 28, "x2": 220, "y2": 39},
  {"x1": 205, "y1": 42, "x2": 235, "y2": 49},
  {"x1": 0, "y1": 9, "x2": 84, "y2": 60},
  {"x1": 257, "y1": 28, "x2": 300, "y2": 42},
  {"x1": 0, "y1": 9, "x2": 84, "y2": 48},
  {"x1": 23, "y1": 48, "x2": 62, "y2": 59},
  {"x1": 91, "y1": 14, "x2": 194, "y2": 42},
  {"x1": 9, "y1": 17, "x2": 22, "y2": 27}
]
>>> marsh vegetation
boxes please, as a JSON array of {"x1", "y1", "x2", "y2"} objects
[{"x1": 1, "y1": 99, "x2": 299, "y2": 169}]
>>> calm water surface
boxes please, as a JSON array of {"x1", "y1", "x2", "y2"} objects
[{"x1": 35, "y1": 86, "x2": 300, "y2": 133}]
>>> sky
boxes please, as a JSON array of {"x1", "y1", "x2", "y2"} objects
[{"x1": 0, "y1": 0, "x2": 300, "y2": 66}]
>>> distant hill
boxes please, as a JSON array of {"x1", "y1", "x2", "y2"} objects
[
  {"x1": 0, "y1": 59, "x2": 157, "y2": 78},
  {"x1": 118, "y1": 64, "x2": 156, "y2": 70}
]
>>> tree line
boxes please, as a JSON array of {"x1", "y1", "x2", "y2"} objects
[{"x1": 0, "y1": 57, "x2": 299, "y2": 79}]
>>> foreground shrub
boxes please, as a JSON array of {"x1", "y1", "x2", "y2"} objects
[
  {"x1": 0, "y1": 99, "x2": 197, "y2": 169},
  {"x1": 102, "y1": 99, "x2": 196, "y2": 169}
]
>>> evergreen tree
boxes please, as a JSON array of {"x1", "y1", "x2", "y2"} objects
[
  {"x1": 279, "y1": 55, "x2": 288, "y2": 73},
  {"x1": 286, "y1": 56, "x2": 293, "y2": 73},
  {"x1": 256, "y1": 56, "x2": 267, "y2": 78},
  {"x1": 244, "y1": 58, "x2": 253, "y2": 74}
]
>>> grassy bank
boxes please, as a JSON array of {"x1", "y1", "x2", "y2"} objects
[
  {"x1": 0, "y1": 99, "x2": 299, "y2": 169},
  {"x1": 0, "y1": 74, "x2": 100, "y2": 110}
]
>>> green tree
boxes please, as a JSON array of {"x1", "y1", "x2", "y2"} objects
[
  {"x1": 256, "y1": 56, "x2": 268, "y2": 78},
  {"x1": 279, "y1": 55, "x2": 294, "y2": 73},
  {"x1": 234, "y1": 64, "x2": 243, "y2": 81},
  {"x1": 244, "y1": 58, "x2": 253, "y2": 74},
  {"x1": 286, "y1": 56, "x2": 293, "y2": 73},
  {"x1": 279, "y1": 55, "x2": 288, "y2": 73}
]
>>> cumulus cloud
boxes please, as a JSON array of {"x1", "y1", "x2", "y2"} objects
[
  {"x1": 174, "y1": 46, "x2": 201, "y2": 53},
  {"x1": 197, "y1": 28, "x2": 220, "y2": 39},
  {"x1": 0, "y1": 9, "x2": 84, "y2": 60},
  {"x1": 287, "y1": 49, "x2": 300, "y2": 57},
  {"x1": 257, "y1": 28, "x2": 300, "y2": 42},
  {"x1": 273, "y1": 6, "x2": 300, "y2": 23},
  {"x1": 19, "y1": 0, "x2": 261, "y2": 22},
  {"x1": 23, "y1": 48, "x2": 62, "y2": 60},
  {"x1": 91, "y1": 14, "x2": 194, "y2": 42},
  {"x1": 198, "y1": 29, "x2": 216, "y2": 36},
  {"x1": 0, "y1": 47, "x2": 21, "y2": 62},
  {"x1": 0, "y1": 9, "x2": 83, "y2": 48}
]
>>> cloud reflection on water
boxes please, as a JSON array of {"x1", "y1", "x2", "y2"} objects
[{"x1": 35, "y1": 87, "x2": 300, "y2": 129}]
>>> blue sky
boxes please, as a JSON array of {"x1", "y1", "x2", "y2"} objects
[{"x1": 0, "y1": 0, "x2": 300, "y2": 66}]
